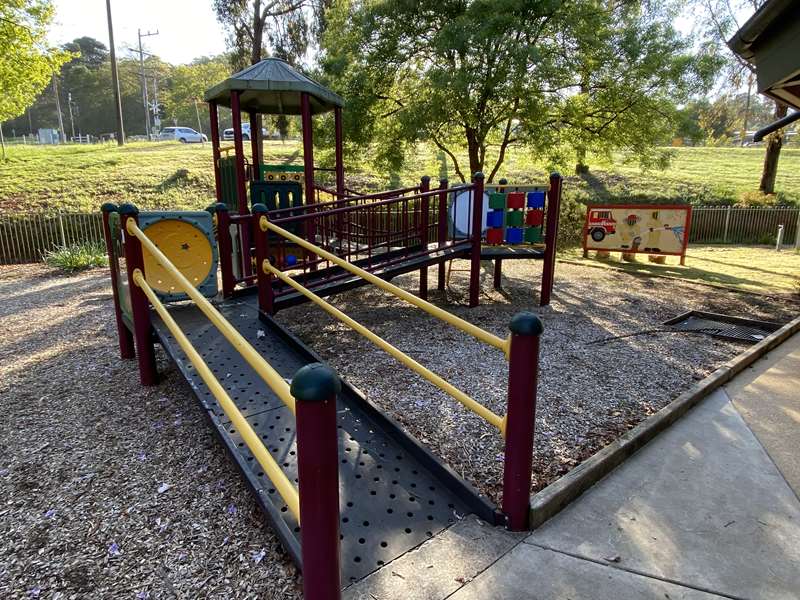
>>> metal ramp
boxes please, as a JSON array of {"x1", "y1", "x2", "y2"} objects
[{"x1": 151, "y1": 295, "x2": 497, "y2": 585}]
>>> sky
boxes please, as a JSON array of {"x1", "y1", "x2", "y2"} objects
[{"x1": 48, "y1": 0, "x2": 227, "y2": 65}]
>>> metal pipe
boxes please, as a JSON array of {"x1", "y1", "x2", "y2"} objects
[
  {"x1": 259, "y1": 216, "x2": 508, "y2": 353},
  {"x1": 125, "y1": 217, "x2": 296, "y2": 413},
  {"x1": 135, "y1": 269, "x2": 300, "y2": 521},
  {"x1": 265, "y1": 261, "x2": 506, "y2": 433}
]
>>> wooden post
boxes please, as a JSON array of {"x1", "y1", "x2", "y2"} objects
[
  {"x1": 292, "y1": 363, "x2": 342, "y2": 600},
  {"x1": 209, "y1": 101, "x2": 222, "y2": 202},
  {"x1": 419, "y1": 175, "x2": 430, "y2": 299},
  {"x1": 468, "y1": 172, "x2": 485, "y2": 308},
  {"x1": 100, "y1": 203, "x2": 135, "y2": 359},
  {"x1": 334, "y1": 107, "x2": 345, "y2": 199},
  {"x1": 118, "y1": 203, "x2": 157, "y2": 386},
  {"x1": 300, "y1": 93, "x2": 317, "y2": 269},
  {"x1": 540, "y1": 173, "x2": 562, "y2": 306},
  {"x1": 251, "y1": 203, "x2": 274, "y2": 314},
  {"x1": 437, "y1": 178, "x2": 448, "y2": 291},
  {"x1": 502, "y1": 312, "x2": 543, "y2": 530}
]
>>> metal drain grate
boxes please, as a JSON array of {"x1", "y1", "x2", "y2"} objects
[{"x1": 664, "y1": 311, "x2": 783, "y2": 344}]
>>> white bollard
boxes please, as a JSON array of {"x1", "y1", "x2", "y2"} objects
[{"x1": 775, "y1": 224, "x2": 784, "y2": 251}]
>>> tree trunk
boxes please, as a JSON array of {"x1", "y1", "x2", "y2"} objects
[
  {"x1": 741, "y1": 73, "x2": 753, "y2": 147},
  {"x1": 466, "y1": 128, "x2": 482, "y2": 177},
  {"x1": 759, "y1": 102, "x2": 788, "y2": 195},
  {"x1": 575, "y1": 145, "x2": 589, "y2": 174},
  {"x1": 252, "y1": 0, "x2": 265, "y2": 162}
]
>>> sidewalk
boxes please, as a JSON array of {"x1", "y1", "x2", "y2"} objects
[{"x1": 346, "y1": 333, "x2": 800, "y2": 600}]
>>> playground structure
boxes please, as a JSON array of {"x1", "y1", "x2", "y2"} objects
[{"x1": 101, "y1": 58, "x2": 563, "y2": 598}]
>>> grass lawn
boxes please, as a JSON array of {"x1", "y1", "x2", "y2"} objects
[
  {"x1": 1, "y1": 140, "x2": 799, "y2": 213},
  {"x1": 562, "y1": 245, "x2": 800, "y2": 296}
]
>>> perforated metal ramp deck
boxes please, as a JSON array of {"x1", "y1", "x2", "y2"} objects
[{"x1": 150, "y1": 295, "x2": 498, "y2": 585}]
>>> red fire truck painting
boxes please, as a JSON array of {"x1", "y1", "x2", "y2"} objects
[{"x1": 587, "y1": 209, "x2": 617, "y2": 242}]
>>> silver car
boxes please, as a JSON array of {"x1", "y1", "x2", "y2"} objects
[{"x1": 159, "y1": 127, "x2": 207, "y2": 143}]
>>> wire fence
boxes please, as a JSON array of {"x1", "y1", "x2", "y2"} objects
[
  {"x1": 690, "y1": 206, "x2": 799, "y2": 245},
  {"x1": 0, "y1": 212, "x2": 105, "y2": 265},
  {"x1": 1, "y1": 205, "x2": 799, "y2": 265}
]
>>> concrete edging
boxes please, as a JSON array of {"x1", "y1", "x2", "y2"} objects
[{"x1": 529, "y1": 314, "x2": 800, "y2": 529}]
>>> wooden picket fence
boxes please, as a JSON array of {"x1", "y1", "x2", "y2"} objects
[{"x1": 0, "y1": 212, "x2": 105, "y2": 265}]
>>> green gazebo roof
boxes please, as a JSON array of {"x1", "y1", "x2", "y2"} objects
[{"x1": 204, "y1": 58, "x2": 344, "y2": 115}]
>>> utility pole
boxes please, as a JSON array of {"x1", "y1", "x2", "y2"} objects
[
  {"x1": 137, "y1": 28, "x2": 158, "y2": 140},
  {"x1": 52, "y1": 74, "x2": 66, "y2": 143},
  {"x1": 151, "y1": 72, "x2": 160, "y2": 133},
  {"x1": 106, "y1": 0, "x2": 125, "y2": 146},
  {"x1": 67, "y1": 92, "x2": 76, "y2": 140}
]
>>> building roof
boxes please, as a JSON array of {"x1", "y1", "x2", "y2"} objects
[
  {"x1": 728, "y1": 0, "x2": 800, "y2": 110},
  {"x1": 204, "y1": 58, "x2": 344, "y2": 115}
]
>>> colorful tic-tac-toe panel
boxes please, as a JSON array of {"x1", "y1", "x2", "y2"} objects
[{"x1": 483, "y1": 189, "x2": 546, "y2": 245}]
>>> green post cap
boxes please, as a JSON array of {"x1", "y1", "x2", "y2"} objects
[
  {"x1": 118, "y1": 203, "x2": 139, "y2": 216},
  {"x1": 291, "y1": 363, "x2": 341, "y2": 402},
  {"x1": 509, "y1": 312, "x2": 544, "y2": 336},
  {"x1": 205, "y1": 203, "x2": 218, "y2": 213},
  {"x1": 550, "y1": 171, "x2": 561, "y2": 179},
  {"x1": 213, "y1": 202, "x2": 228, "y2": 212},
  {"x1": 101, "y1": 202, "x2": 118, "y2": 213},
  {"x1": 499, "y1": 178, "x2": 508, "y2": 185},
  {"x1": 420, "y1": 175, "x2": 431, "y2": 184},
  {"x1": 251, "y1": 202, "x2": 269, "y2": 214},
  {"x1": 439, "y1": 177, "x2": 448, "y2": 185},
  {"x1": 473, "y1": 171, "x2": 485, "y2": 181}
]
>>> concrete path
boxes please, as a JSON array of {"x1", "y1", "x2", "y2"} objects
[{"x1": 346, "y1": 333, "x2": 800, "y2": 600}]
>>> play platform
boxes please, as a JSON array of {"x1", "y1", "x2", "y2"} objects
[{"x1": 100, "y1": 57, "x2": 563, "y2": 598}]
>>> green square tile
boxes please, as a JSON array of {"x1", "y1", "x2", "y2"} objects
[
  {"x1": 525, "y1": 226, "x2": 543, "y2": 243},
  {"x1": 489, "y1": 192, "x2": 506, "y2": 210},
  {"x1": 505, "y1": 211, "x2": 524, "y2": 226}
]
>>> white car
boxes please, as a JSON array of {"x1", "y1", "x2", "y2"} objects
[
  {"x1": 222, "y1": 122, "x2": 269, "y2": 141},
  {"x1": 159, "y1": 127, "x2": 207, "y2": 143}
]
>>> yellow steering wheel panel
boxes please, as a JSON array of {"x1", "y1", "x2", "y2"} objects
[{"x1": 142, "y1": 219, "x2": 214, "y2": 295}]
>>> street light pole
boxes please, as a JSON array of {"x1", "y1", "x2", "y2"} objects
[
  {"x1": 105, "y1": 0, "x2": 125, "y2": 146},
  {"x1": 137, "y1": 28, "x2": 158, "y2": 140}
]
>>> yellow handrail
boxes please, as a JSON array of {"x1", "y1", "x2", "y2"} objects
[
  {"x1": 133, "y1": 269, "x2": 301, "y2": 521},
  {"x1": 125, "y1": 219, "x2": 296, "y2": 414},
  {"x1": 260, "y1": 216, "x2": 510, "y2": 357},
  {"x1": 264, "y1": 261, "x2": 507, "y2": 435}
]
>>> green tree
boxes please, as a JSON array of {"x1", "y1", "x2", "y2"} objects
[
  {"x1": 163, "y1": 57, "x2": 230, "y2": 133},
  {"x1": 0, "y1": 0, "x2": 70, "y2": 154},
  {"x1": 320, "y1": 0, "x2": 717, "y2": 182}
]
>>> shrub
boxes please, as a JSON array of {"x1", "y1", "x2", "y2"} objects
[{"x1": 43, "y1": 242, "x2": 108, "y2": 273}]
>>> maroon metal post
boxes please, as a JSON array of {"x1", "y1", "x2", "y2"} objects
[
  {"x1": 418, "y1": 175, "x2": 430, "y2": 299},
  {"x1": 540, "y1": 172, "x2": 563, "y2": 306},
  {"x1": 300, "y1": 92, "x2": 317, "y2": 269},
  {"x1": 468, "y1": 172, "x2": 485, "y2": 307},
  {"x1": 334, "y1": 107, "x2": 345, "y2": 198},
  {"x1": 230, "y1": 91, "x2": 249, "y2": 215},
  {"x1": 291, "y1": 363, "x2": 342, "y2": 600},
  {"x1": 211, "y1": 203, "x2": 236, "y2": 297},
  {"x1": 437, "y1": 178, "x2": 448, "y2": 291},
  {"x1": 251, "y1": 203, "x2": 274, "y2": 314},
  {"x1": 209, "y1": 101, "x2": 222, "y2": 201},
  {"x1": 118, "y1": 203, "x2": 157, "y2": 386},
  {"x1": 494, "y1": 178, "x2": 507, "y2": 290},
  {"x1": 502, "y1": 312, "x2": 544, "y2": 530},
  {"x1": 100, "y1": 203, "x2": 135, "y2": 359},
  {"x1": 249, "y1": 111, "x2": 261, "y2": 180}
]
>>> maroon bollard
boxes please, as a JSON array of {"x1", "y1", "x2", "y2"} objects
[
  {"x1": 291, "y1": 363, "x2": 342, "y2": 600},
  {"x1": 100, "y1": 203, "x2": 135, "y2": 359},
  {"x1": 251, "y1": 203, "x2": 275, "y2": 314},
  {"x1": 211, "y1": 203, "x2": 236, "y2": 298},
  {"x1": 436, "y1": 178, "x2": 448, "y2": 291},
  {"x1": 493, "y1": 178, "x2": 508, "y2": 290},
  {"x1": 468, "y1": 172, "x2": 485, "y2": 307},
  {"x1": 419, "y1": 175, "x2": 430, "y2": 299},
  {"x1": 118, "y1": 203, "x2": 157, "y2": 386},
  {"x1": 540, "y1": 172, "x2": 563, "y2": 306},
  {"x1": 502, "y1": 312, "x2": 544, "y2": 530}
]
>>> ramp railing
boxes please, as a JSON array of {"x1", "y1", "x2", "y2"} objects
[
  {"x1": 108, "y1": 204, "x2": 343, "y2": 599},
  {"x1": 256, "y1": 208, "x2": 544, "y2": 530}
]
